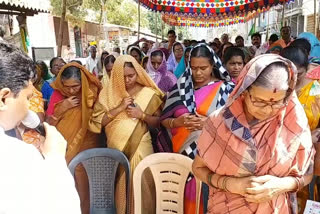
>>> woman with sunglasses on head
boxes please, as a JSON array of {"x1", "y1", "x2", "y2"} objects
[{"x1": 192, "y1": 54, "x2": 315, "y2": 214}]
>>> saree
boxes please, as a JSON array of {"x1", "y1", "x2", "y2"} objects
[
  {"x1": 174, "y1": 46, "x2": 192, "y2": 78},
  {"x1": 22, "y1": 87, "x2": 44, "y2": 146},
  {"x1": 158, "y1": 43, "x2": 235, "y2": 214},
  {"x1": 197, "y1": 54, "x2": 315, "y2": 214},
  {"x1": 167, "y1": 42, "x2": 185, "y2": 73},
  {"x1": 48, "y1": 62, "x2": 102, "y2": 214},
  {"x1": 146, "y1": 49, "x2": 177, "y2": 92},
  {"x1": 298, "y1": 32, "x2": 320, "y2": 61},
  {"x1": 88, "y1": 55, "x2": 164, "y2": 214}
]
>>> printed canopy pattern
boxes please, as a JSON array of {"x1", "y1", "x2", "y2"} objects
[
  {"x1": 161, "y1": 7, "x2": 268, "y2": 27},
  {"x1": 138, "y1": 0, "x2": 290, "y2": 16}
]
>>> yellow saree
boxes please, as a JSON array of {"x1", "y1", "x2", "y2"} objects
[
  {"x1": 49, "y1": 62, "x2": 102, "y2": 214},
  {"x1": 89, "y1": 55, "x2": 164, "y2": 214}
]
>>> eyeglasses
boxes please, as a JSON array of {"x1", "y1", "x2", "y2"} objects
[
  {"x1": 174, "y1": 48, "x2": 184, "y2": 53},
  {"x1": 248, "y1": 90, "x2": 286, "y2": 109}
]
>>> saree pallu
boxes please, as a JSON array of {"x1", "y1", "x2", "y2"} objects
[
  {"x1": 158, "y1": 81, "x2": 234, "y2": 214},
  {"x1": 105, "y1": 87, "x2": 162, "y2": 214},
  {"x1": 198, "y1": 96, "x2": 315, "y2": 214}
]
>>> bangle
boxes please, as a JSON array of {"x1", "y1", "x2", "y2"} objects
[
  {"x1": 208, "y1": 173, "x2": 216, "y2": 188},
  {"x1": 106, "y1": 111, "x2": 114, "y2": 119},
  {"x1": 169, "y1": 118, "x2": 175, "y2": 129},
  {"x1": 222, "y1": 177, "x2": 231, "y2": 192},
  {"x1": 217, "y1": 175, "x2": 225, "y2": 189},
  {"x1": 292, "y1": 177, "x2": 304, "y2": 192},
  {"x1": 141, "y1": 113, "x2": 146, "y2": 121}
]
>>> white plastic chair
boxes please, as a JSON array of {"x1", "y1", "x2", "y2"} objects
[{"x1": 133, "y1": 153, "x2": 202, "y2": 214}]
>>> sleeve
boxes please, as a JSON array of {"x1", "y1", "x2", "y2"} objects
[
  {"x1": 38, "y1": 156, "x2": 81, "y2": 214},
  {"x1": 88, "y1": 99, "x2": 107, "y2": 134},
  {"x1": 46, "y1": 90, "x2": 64, "y2": 116},
  {"x1": 289, "y1": 129, "x2": 316, "y2": 179}
]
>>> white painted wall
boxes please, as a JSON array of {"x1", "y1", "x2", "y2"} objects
[{"x1": 27, "y1": 13, "x2": 57, "y2": 57}]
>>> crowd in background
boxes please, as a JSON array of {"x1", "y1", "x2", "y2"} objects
[{"x1": 4, "y1": 27, "x2": 320, "y2": 214}]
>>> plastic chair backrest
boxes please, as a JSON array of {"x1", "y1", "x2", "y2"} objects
[
  {"x1": 133, "y1": 153, "x2": 201, "y2": 214},
  {"x1": 68, "y1": 148, "x2": 130, "y2": 214}
]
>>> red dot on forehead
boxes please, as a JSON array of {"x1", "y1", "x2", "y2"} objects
[
  {"x1": 273, "y1": 88, "x2": 277, "y2": 93},
  {"x1": 270, "y1": 98, "x2": 274, "y2": 101}
]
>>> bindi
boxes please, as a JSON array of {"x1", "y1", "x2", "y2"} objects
[
  {"x1": 273, "y1": 88, "x2": 277, "y2": 93},
  {"x1": 270, "y1": 98, "x2": 274, "y2": 102}
]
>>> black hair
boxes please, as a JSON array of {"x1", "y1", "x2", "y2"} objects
[
  {"x1": 235, "y1": 36, "x2": 244, "y2": 41},
  {"x1": 49, "y1": 57, "x2": 65, "y2": 69},
  {"x1": 289, "y1": 38, "x2": 311, "y2": 55},
  {"x1": 190, "y1": 45, "x2": 221, "y2": 80},
  {"x1": 251, "y1": 33, "x2": 261, "y2": 40},
  {"x1": 223, "y1": 47, "x2": 245, "y2": 64},
  {"x1": 209, "y1": 42, "x2": 219, "y2": 48},
  {"x1": 130, "y1": 47, "x2": 143, "y2": 61},
  {"x1": 168, "y1": 30, "x2": 176, "y2": 36},
  {"x1": 142, "y1": 57, "x2": 149, "y2": 65},
  {"x1": 269, "y1": 34, "x2": 279, "y2": 42},
  {"x1": 280, "y1": 46, "x2": 309, "y2": 70},
  {"x1": 70, "y1": 60, "x2": 82, "y2": 65},
  {"x1": 61, "y1": 66, "x2": 81, "y2": 81},
  {"x1": 103, "y1": 55, "x2": 116, "y2": 67},
  {"x1": 0, "y1": 42, "x2": 35, "y2": 95},
  {"x1": 151, "y1": 50, "x2": 163, "y2": 58},
  {"x1": 124, "y1": 62, "x2": 134, "y2": 68},
  {"x1": 281, "y1": 26, "x2": 291, "y2": 31},
  {"x1": 0, "y1": 26, "x2": 5, "y2": 38},
  {"x1": 173, "y1": 42, "x2": 183, "y2": 51},
  {"x1": 36, "y1": 60, "x2": 49, "y2": 76},
  {"x1": 100, "y1": 51, "x2": 109, "y2": 61}
]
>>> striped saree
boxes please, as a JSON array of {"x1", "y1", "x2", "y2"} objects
[{"x1": 157, "y1": 43, "x2": 235, "y2": 214}]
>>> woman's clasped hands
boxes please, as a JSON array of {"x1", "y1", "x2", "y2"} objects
[
  {"x1": 174, "y1": 113, "x2": 207, "y2": 131},
  {"x1": 227, "y1": 175, "x2": 290, "y2": 204}
]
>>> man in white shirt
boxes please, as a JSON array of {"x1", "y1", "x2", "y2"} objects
[
  {"x1": 85, "y1": 45, "x2": 98, "y2": 77},
  {"x1": 0, "y1": 41, "x2": 81, "y2": 214}
]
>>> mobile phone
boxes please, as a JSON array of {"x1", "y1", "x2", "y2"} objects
[{"x1": 130, "y1": 103, "x2": 136, "y2": 107}]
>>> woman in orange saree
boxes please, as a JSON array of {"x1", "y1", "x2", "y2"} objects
[
  {"x1": 193, "y1": 54, "x2": 315, "y2": 214},
  {"x1": 89, "y1": 55, "x2": 164, "y2": 214},
  {"x1": 47, "y1": 62, "x2": 102, "y2": 214}
]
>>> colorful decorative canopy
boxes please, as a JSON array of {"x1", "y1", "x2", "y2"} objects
[
  {"x1": 162, "y1": 13, "x2": 245, "y2": 27},
  {"x1": 138, "y1": 0, "x2": 291, "y2": 16},
  {"x1": 161, "y1": 7, "x2": 268, "y2": 27}
]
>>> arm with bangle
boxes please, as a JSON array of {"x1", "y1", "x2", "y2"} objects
[{"x1": 192, "y1": 155, "x2": 309, "y2": 203}]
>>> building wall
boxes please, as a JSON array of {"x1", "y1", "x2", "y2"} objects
[{"x1": 27, "y1": 13, "x2": 57, "y2": 57}]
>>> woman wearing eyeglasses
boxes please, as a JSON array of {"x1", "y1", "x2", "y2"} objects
[{"x1": 192, "y1": 54, "x2": 315, "y2": 214}]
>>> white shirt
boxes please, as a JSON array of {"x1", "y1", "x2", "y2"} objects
[
  {"x1": 0, "y1": 127, "x2": 81, "y2": 214},
  {"x1": 85, "y1": 56, "x2": 98, "y2": 76}
]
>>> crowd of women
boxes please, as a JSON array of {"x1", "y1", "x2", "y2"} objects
[{"x1": 23, "y1": 30, "x2": 320, "y2": 214}]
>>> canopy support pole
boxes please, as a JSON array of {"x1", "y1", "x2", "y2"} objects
[
  {"x1": 155, "y1": 12, "x2": 158, "y2": 42},
  {"x1": 138, "y1": 1, "x2": 141, "y2": 40},
  {"x1": 161, "y1": 18, "x2": 164, "y2": 41},
  {"x1": 314, "y1": 0, "x2": 317, "y2": 36}
]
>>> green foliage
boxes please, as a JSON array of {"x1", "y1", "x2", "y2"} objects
[{"x1": 146, "y1": 12, "x2": 191, "y2": 41}]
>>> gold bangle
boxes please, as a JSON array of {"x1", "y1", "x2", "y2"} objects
[
  {"x1": 106, "y1": 111, "x2": 114, "y2": 119},
  {"x1": 208, "y1": 173, "x2": 217, "y2": 188},
  {"x1": 169, "y1": 118, "x2": 175, "y2": 129},
  {"x1": 217, "y1": 175, "x2": 224, "y2": 189},
  {"x1": 141, "y1": 113, "x2": 146, "y2": 121},
  {"x1": 222, "y1": 177, "x2": 231, "y2": 192}
]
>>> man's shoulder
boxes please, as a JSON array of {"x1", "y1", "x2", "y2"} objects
[{"x1": 0, "y1": 133, "x2": 42, "y2": 161}]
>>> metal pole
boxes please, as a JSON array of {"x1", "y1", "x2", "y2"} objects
[
  {"x1": 282, "y1": 5, "x2": 285, "y2": 27},
  {"x1": 314, "y1": 0, "x2": 317, "y2": 35},
  {"x1": 138, "y1": 0, "x2": 141, "y2": 40},
  {"x1": 161, "y1": 17, "x2": 164, "y2": 41},
  {"x1": 266, "y1": 11, "x2": 270, "y2": 41},
  {"x1": 155, "y1": 12, "x2": 158, "y2": 42}
]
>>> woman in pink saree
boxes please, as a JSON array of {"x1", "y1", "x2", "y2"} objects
[{"x1": 192, "y1": 54, "x2": 315, "y2": 214}]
